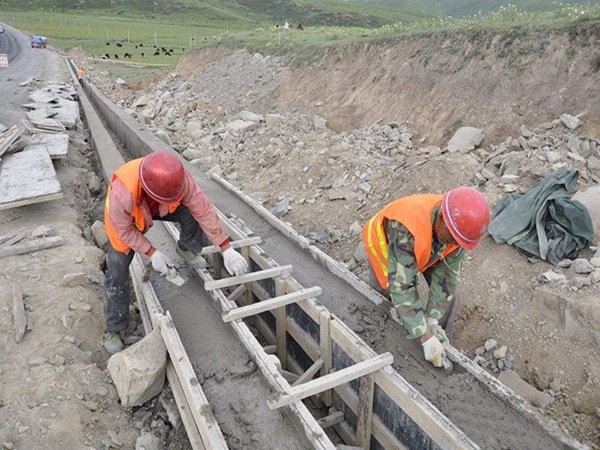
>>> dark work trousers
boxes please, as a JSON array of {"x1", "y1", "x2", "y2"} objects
[
  {"x1": 367, "y1": 265, "x2": 460, "y2": 339},
  {"x1": 104, "y1": 204, "x2": 206, "y2": 332}
]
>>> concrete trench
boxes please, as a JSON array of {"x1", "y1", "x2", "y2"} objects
[{"x1": 69, "y1": 60, "x2": 589, "y2": 450}]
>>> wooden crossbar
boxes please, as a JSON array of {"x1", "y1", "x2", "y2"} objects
[
  {"x1": 199, "y1": 237, "x2": 262, "y2": 255},
  {"x1": 267, "y1": 352, "x2": 393, "y2": 410},
  {"x1": 317, "y1": 411, "x2": 344, "y2": 429},
  {"x1": 204, "y1": 265, "x2": 293, "y2": 291},
  {"x1": 227, "y1": 284, "x2": 246, "y2": 302},
  {"x1": 292, "y1": 358, "x2": 324, "y2": 387},
  {"x1": 222, "y1": 286, "x2": 322, "y2": 323}
]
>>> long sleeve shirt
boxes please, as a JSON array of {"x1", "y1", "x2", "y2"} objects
[
  {"x1": 386, "y1": 216, "x2": 465, "y2": 339},
  {"x1": 106, "y1": 171, "x2": 229, "y2": 255}
]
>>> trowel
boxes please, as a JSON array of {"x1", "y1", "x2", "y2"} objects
[
  {"x1": 441, "y1": 354, "x2": 454, "y2": 374},
  {"x1": 165, "y1": 264, "x2": 187, "y2": 286}
]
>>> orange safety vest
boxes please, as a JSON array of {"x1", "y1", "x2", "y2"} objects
[
  {"x1": 104, "y1": 158, "x2": 180, "y2": 253},
  {"x1": 363, "y1": 194, "x2": 459, "y2": 289},
  {"x1": 77, "y1": 68, "x2": 84, "y2": 78}
]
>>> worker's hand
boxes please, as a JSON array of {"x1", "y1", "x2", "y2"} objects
[
  {"x1": 151, "y1": 251, "x2": 176, "y2": 278},
  {"x1": 421, "y1": 335, "x2": 445, "y2": 368},
  {"x1": 426, "y1": 318, "x2": 449, "y2": 344},
  {"x1": 223, "y1": 247, "x2": 248, "y2": 276}
]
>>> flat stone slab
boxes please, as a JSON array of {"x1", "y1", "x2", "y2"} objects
[
  {"x1": 27, "y1": 133, "x2": 69, "y2": 159},
  {"x1": 0, "y1": 147, "x2": 63, "y2": 210}
]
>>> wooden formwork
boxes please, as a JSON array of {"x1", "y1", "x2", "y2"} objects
[{"x1": 161, "y1": 216, "x2": 479, "y2": 450}]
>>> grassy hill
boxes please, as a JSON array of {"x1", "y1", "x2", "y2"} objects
[
  {"x1": 4, "y1": 0, "x2": 598, "y2": 28},
  {"x1": 424, "y1": 0, "x2": 599, "y2": 17}
]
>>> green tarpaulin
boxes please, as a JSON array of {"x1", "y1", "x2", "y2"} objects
[{"x1": 488, "y1": 168, "x2": 594, "y2": 264}]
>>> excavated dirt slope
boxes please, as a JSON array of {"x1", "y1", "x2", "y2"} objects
[{"x1": 79, "y1": 22, "x2": 600, "y2": 448}]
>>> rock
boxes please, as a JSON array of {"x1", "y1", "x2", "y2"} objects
[
  {"x1": 498, "y1": 370, "x2": 554, "y2": 409},
  {"x1": 493, "y1": 345, "x2": 508, "y2": 359},
  {"x1": 560, "y1": 113, "x2": 582, "y2": 130},
  {"x1": 447, "y1": 127, "x2": 484, "y2": 153},
  {"x1": 62, "y1": 273, "x2": 88, "y2": 287},
  {"x1": 135, "y1": 432, "x2": 162, "y2": 450},
  {"x1": 570, "y1": 258, "x2": 594, "y2": 274},
  {"x1": 108, "y1": 327, "x2": 167, "y2": 408},
  {"x1": 484, "y1": 338, "x2": 497, "y2": 351},
  {"x1": 91, "y1": 220, "x2": 109, "y2": 249}
]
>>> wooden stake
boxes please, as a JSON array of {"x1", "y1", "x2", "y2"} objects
[
  {"x1": 12, "y1": 285, "x2": 26, "y2": 343},
  {"x1": 354, "y1": 374, "x2": 375, "y2": 449}
]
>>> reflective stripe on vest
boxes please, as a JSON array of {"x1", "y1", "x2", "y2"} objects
[
  {"x1": 362, "y1": 194, "x2": 459, "y2": 289},
  {"x1": 104, "y1": 158, "x2": 180, "y2": 253}
]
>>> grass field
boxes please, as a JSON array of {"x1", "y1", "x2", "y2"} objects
[{"x1": 3, "y1": 3, "x2": 599, "y2": 77}]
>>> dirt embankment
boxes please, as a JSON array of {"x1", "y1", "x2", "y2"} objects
[{"x1": 227, "y1": 25, "x2": 600, "y2": 147}]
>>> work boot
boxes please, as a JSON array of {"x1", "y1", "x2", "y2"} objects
[
  {"x1": 176, "y1": 243, "x2": 207, "y2": 268},
  {"x1": 103, "y1": 331, "x2": 124, "y2": 354}
]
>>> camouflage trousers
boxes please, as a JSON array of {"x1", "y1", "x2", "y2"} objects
[
  {"x1": 367, "y1": 266, "x2": 460, "y2": 339},
  {"x1": 104, "y1": 204, "x2": 207, "y2": 332}
]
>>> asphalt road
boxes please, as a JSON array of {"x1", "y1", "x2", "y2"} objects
[{"x1": 0, "y1": 24, "x2": 65, "y2": 128}]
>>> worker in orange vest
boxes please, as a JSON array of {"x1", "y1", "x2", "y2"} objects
[
  {"x1": 77, "y1": 66, "x2": 84, "y2": 86},
  {"x1": 102, "y1": 151, "x2": 248, "y2": 354},
  {"x1": 363, "y1": 187, "x2": 490, "y2": 367}
]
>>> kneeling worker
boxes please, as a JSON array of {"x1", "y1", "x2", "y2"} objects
[
  {"x1": 103, "y1": 151, "x2": 248, "y2": 353},
  {"x1": 363, "y1": 187, "x2": 490, "y2": 367}
]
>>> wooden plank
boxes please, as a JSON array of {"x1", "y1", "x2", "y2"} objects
[
  {"x1": 268, "y1": 353, "x2": 393, "y2": 410},
  {"x1": 0, "y1": 230, "x2": 29, "y2": 248},
  {"x1": 199, "y1": 237, "x2": 262, "y2": 255},
  {"x1": 292, "y1": 358, "x2": 324, "y2": 387},
  {"x1": 12, "y1": 285, "x2": 26, "y2": 343},
  {"x1": 0, "y1": 147, "x2": 63, "y2": 210},
  {"x1": 159, "y1": 313, "x2": 229, "y2": 450},
  {"x1": 354, "y1": 374, "x2": 375, "y2": 449},
  {"x1": 222, "y1": 287, "x2": 322, "y2": 323},
  {"x1": 167, "y1": 363, "x2": 207, "y2": 450},
  {"x1": 0, "y1": 236, "x2": 63, "y2": 258},
  {"x1": 204, "y1": 265, "x2": 293, "y2": 291},
  {"x1": 317, "y1": 410, "x2": 344, "y2": 429}
]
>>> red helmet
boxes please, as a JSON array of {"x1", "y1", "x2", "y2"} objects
[
  {"x1": 441, "y1": 187, "x2": 490, "y2": 251},
  {"x1": 139, "y1": 151, "x2": 186, "y2": 203}
]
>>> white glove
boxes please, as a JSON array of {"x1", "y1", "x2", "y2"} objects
[
  {"x1": 151, "y1": 251, "x2": 176, "y2": 278},
  {"x1": 422, "y1": 335, "x2": 445, "y2": 368},
  {"x1": 223, "y1": 247, "x2": 248, "y2": 276},
  {"x1": 426, "y1": 318, "x2": 449, "y2": 344}
]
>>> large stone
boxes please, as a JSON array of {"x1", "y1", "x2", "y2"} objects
[
  {"x1": 90, "y1": 220, "x2": 108, "y2": 249},
  {"x1": 108, "y1": 327, "x2": 167, "y2": 407},
  {"x1": 498, "y1": 370, "x2": 553, "y2": 408},
  {"x1": 447, "y1": 127, "x2": 484, "y2": 153},
  {"x1": 572, "y1": 184, "x2": 600, "y2": 242}
]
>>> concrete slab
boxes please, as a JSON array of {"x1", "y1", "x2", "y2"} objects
[
  {"x1": 0, "y1": 147, "x2": 63, "y2": 210},
  {"x1": 27, "y1": 133, "x2": 69, "y2": 159}
]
